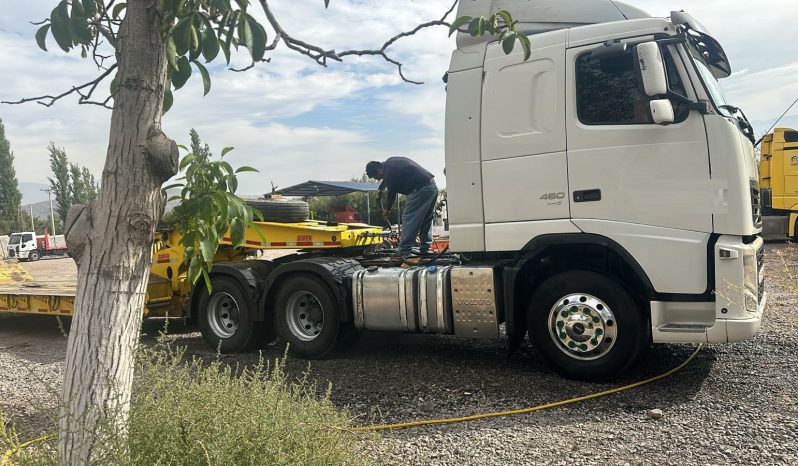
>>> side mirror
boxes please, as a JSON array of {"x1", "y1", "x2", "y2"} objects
[
  {"x1": 635, "y1": 42, "x2": 667, "y2": 97},
  {"x1": 650, "y1": 99, "x2": 675, "y2": 125}
]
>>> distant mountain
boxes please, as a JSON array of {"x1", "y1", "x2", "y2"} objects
[{"x1": 19, "y1": 182, "x2": 50, "y2": 205}]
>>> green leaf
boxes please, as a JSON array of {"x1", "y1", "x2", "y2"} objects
[
  {"x1": 496, "y1": 10, "x2": 513, "y2": 29},
  {"x1": 179, "y1": 154, "x2": 195, "y2": 171},
  {"x1": 111, "y1": 3, "x2": 126, "y2": 19},
  {"x1": 162, "y1": 183, "x2": 184, "y2": 191},
  {"x1": 172, "y1": 56, "x2": 192, "y2": 89},
  {"x1": 201, "y1": 28, "x2": 220, "y2": 62},
  {"x1": 200, "y1": 269, "x2": 212, "y2": 292},
  {"x1": 71, "y1": 0, "x2": 85, "y2": 18},
  {"x1": 518, "y1": 33, "x2": 531, "y2": 61},
  {"x1": 199, "y1": 237, "x2": 216, "y2": 264},
  {"x1": 173, "y1": 16, "x2": 192, "y2": 55},
  {"x1": 219, "y1": 161, "x2": 234, "y2": 175},
  {"x1": 166, "y1": 37, "x2": 178, "y2": 71},
  {"x1": 227, "y1": 174, "x2": 238, "y2": 193},
  {"x1": 50, "y1": 1, "x2": 73, "y2": 52},
  {"x1": 221, "y1": 147, "x2": 234, "y2": 158},
  {"x1": 230, "y1": 217, "x2": 245, "y2": 246},
  {"x1": 69, "y1": 15, "x2": 93, "y2": 45},
  {"x1": 449, "y1": 15, "x2": 472, "y2": 36},
  {"x1": 188, "y1": 255, "x2": 201, "y2": 284},
  {"x1": 246, "y1": 14, "x2": 267, "y2": 61},
  {"x1": 82, "y1": 0, "x2": 97, "y2": 17},
  {"x1": 502, "y1": 32, "x2": 515, "y2": 55},
  {"x1": 35, "y1": 24, "x2": 50, "y2": 51},
  {"x1": 237, "y1": 12, "x2": 253, "y2": 54},
  {"x1": 163, "y1": 87, "x2": 174, "y2": 114},
  {"x1": 234, "y1": 166, "x2": 258, "y2": 174},
  {"x1": 192, "y1": 60, "x2": 211, "y2": 96},
  {"x1": 189, "y1": 23, "x2": 200, "y2": 58}
]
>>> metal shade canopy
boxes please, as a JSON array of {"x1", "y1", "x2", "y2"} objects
[{"x1": 276, "y1": 180, "x2": 379, "y2": 197}]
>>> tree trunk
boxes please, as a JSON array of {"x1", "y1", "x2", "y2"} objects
[{"x1": 58, "y1": 1, "x2": 177, "y2": 463}]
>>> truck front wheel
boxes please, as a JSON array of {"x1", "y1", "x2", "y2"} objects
[
  {"x1": 527, "y1": 270, "x2": 647, "y2": 381},
  {"x1": 274, "y1": 274, "x2": 340, "y2": 359},
  {"x1": 197, "y1": 277, "x2": 274, "y2": 353},
  {"x1": 28, "y1": 250, "x2": 40, "y2": 261}
]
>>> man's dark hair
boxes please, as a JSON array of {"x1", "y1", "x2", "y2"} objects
[{"x1": 365, "y1": 161, "x2": 383, "y2": 179}]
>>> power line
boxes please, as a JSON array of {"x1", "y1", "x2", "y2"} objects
[{"x1": 756, "y1": 96, "x2": 798, "y2": 147}]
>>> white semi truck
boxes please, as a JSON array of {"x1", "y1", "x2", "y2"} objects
[{"x1": 189, "y1": 0, "x2": 765, "y2": 380}]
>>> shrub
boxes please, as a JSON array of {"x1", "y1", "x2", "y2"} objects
[{"x1": 1, "y1": 345, "x2": 370, "y2": 465}]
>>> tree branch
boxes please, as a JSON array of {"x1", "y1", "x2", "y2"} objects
[
  {"x1": 257, "y1": 0, "x2": 458, "y2": 84},
  {"x1": 1, "y1": 64, "x2": 117, "y2": 109}
]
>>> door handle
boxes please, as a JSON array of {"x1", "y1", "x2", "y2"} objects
[{"x1": 573, "y1": 189, "x2": 601, "y2": 203}]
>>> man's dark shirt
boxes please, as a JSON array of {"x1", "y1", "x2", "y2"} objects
[{"x1": 378, "y1": 156, "x2": 434, "y2": 210}]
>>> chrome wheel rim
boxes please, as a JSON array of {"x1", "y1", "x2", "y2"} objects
[
  {"x1": 548, "y1": 293, "x2": 617, "y2": 361},
  {"x1": 286, "y1": 291, "x2": 323, "y2": 342},
  {"x1": 207, "y1": 292, "x2": 240, "y2": 338}
]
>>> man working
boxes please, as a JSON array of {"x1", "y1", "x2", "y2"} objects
[{"x1": 365, "y1": 157, "x2": 437, "y2": 258}]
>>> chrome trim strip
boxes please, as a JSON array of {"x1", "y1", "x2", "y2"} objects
[
  {"x1": 436, "y1": 268, "x2": 446, "y2": 333},
  {"x1": 419, "y1": 268, "x2": 429, "y2": 332},
  {"x1": 398, "y1": 269, "x2": 409, "y2": 332},
  {"x1": 353, "y1": 270, "x2": 366, "y2": 329}
]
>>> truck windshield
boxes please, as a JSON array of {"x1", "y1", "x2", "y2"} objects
[
  {"x1": 688, "y1": 44, "x2": 732, "y2": 118},
  {"x1": 9, "y1": 234, "x2": 22, "y2": 245}
]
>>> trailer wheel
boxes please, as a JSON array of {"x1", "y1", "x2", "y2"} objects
[
  {"x1": 28, "y1": 250, "x2": 40, "y2": 262},
  {"x1": 197, "y1": 277, "x2": 274, "y2": 353},
  {"x1": 274, "y1": 274, "x2": 340, "y2": 359},
  {"x1": 527, "y1": 270, "x2": 647, "y2": 381}
]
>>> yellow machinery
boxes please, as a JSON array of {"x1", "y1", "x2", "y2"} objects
[
  {"x1": 0, "y1": 220, "x2": 382, "y2": 318},
  {"x1": 759, "y1": 127, "x2": 798, "y2": 239}
]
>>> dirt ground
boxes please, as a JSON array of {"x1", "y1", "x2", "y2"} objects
[{"x1": 1, "y1": 247, "x2": 797, "y2": 465}]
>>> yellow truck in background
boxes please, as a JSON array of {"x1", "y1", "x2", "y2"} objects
[{"x1": 759, "y1": 128, "x2": 798, "y2": 240}]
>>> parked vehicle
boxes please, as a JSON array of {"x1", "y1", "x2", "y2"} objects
[
  {"x1": 6, "y1": 229, "x2": 68, "y2": 261},
  {"x1": 0, "y1": 1, "x2": 766, "y2": 381},
  {"x1": 758, "y1": 127, "x2": 798, "y2": 240}
]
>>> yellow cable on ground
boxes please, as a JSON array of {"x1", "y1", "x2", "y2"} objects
[
  {"x1": 354, "y1": 344, "x2": 703, "y2": 432},
  {"x1": 1, "y1": 435, "x2": 48, "y2": 465}
]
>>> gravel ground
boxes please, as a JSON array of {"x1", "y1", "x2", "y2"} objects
[{"x1": 1, "y1": 247, "x2": 796, "y2": 465}]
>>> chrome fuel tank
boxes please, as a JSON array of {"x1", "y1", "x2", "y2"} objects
[{"x1": 352, "y1": 266, "x2": 453, "y2": 334}]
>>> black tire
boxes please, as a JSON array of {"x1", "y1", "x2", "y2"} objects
[
  {"x1": 274, "y1": 274, "x2": 341, "y2": 359},
  {"x1": 245, "y1": 198, "x2": 309, "y2": 223},
  {"x1": 527, "y1": 270, "x2": 647, "y2": 381},
  {"x1": 196, "y1": 277, "x2": 275, "y2": 353},
  {"x1": 28, "y1": 250, "x2": 41, "y2": 262}
]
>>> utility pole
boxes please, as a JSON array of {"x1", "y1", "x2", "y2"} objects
[
  {"x1": 41, "y1": 188, "x2": 56, "y2": 235},
  {"x1": 29, "y1": 204, "x2": 34, "y2": 231}
]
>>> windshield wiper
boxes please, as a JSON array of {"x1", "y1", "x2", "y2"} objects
[{"x1": 720, "y1": 105, "x2": 755, "y2": 145}]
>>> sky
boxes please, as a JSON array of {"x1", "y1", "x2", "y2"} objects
[{"x1": 0, "y1": 0, "x2": 796, "y2": 204}]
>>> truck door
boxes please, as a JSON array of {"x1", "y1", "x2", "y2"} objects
[
  {"x1": 480, "y1": 30, "x2": 573, "y2": 252},
  {"x1": 565, "y1": 42, "x2": 713, "y2": 233}
]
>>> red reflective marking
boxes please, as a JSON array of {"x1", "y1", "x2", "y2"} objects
[
  {"x1": 245, "y1": 240, "x2": 261, "y2": 245},
  {"x1": 270, "y1": 242, "x2": 287, "y2": 246},
  {"x1": 323, "y1": 241, "x2": 341, "y2": 246}
]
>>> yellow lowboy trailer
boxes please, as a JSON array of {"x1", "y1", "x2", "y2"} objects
[{"x1": 0, "y1": 219, "x2": 383, "y2": 320}]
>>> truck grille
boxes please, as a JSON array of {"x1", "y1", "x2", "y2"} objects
[{"x1": 751, "y1": 180, "x2": 762, "y2": 227}]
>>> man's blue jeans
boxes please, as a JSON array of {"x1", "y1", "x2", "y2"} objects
[{"x1": 397, "y1": 181, "x2": 437, "y2": 257}]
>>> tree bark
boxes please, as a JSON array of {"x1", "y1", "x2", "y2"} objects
[{"x1": 58, "y1": 1, "x2": 178, "y2": 463}]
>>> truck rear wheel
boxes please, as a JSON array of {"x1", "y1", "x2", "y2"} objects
[
  {"x1": 28, "y1": 250, "x2": 40, "y2": 261},
  {"x1": 527, "y1": 270, "x2": 647, "y2": 381},
  {"x1": 197, "y1": 277, "x2": 275, "y2": 353},
  {"x1": 274, "y1": 274, "x2": 340, "y2": 359}
]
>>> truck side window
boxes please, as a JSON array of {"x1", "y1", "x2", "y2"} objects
[
  {"x1": 576, "y1": 52, "x2": 650, "y2": 125},
  {"x1": 22, "y1": 234, "x2": 33, "y2": 242}
]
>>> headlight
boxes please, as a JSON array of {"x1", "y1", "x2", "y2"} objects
[{"x1": 743, "y1": 251, "x2": 757, "y2": 292}]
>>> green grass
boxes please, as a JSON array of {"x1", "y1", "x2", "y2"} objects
[{"x1": 1, "y1": 345, "x2": 371, "y2": 465}]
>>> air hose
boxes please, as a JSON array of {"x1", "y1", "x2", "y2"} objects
[{"x1": 353, "y1": 344, "x2": 703, "y2": 432}]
